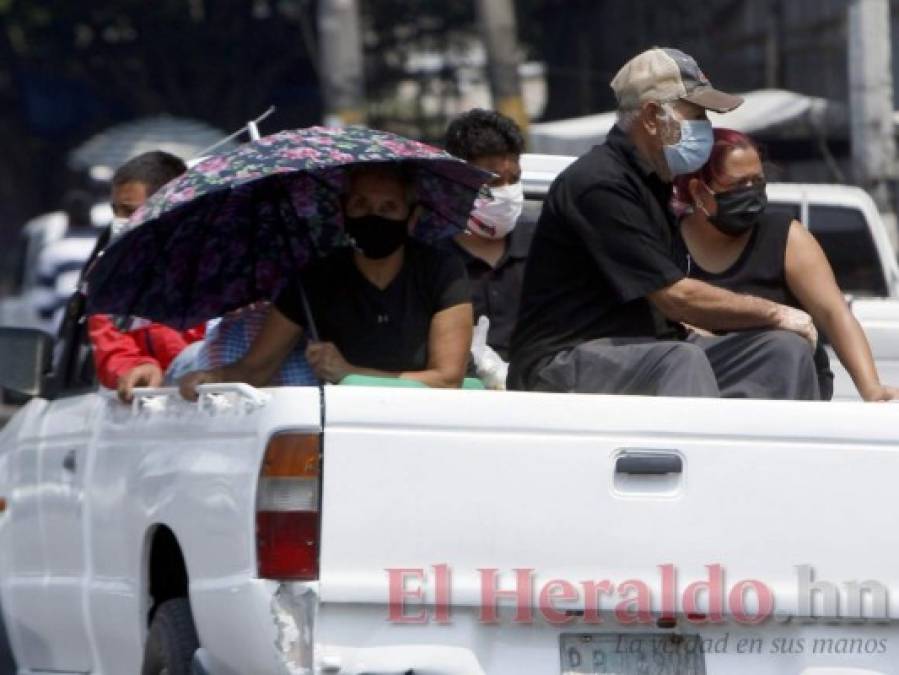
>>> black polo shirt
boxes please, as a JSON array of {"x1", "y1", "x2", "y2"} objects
[
  {"x1": 508, "y1": 125, "x2": 686, "y2": 389},
  {"x1": 275, "y1": 241, "x2": 470, "y2": 373},
  {"x1": 447, "y1": 215, "x2": 536, "y2": 360}
]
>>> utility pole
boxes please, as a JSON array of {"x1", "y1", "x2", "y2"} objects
[
  {"x1": 848, "y1": 0, "x2": 897, "y2": 244},
  {"x1": 475, "y1": 0, "x2": 529, "y2": 132},
  {"x1": 317, "y1": 0, "x2": 366, "y2": 127},
  {"x1": 764, "y1": 0, "x2": 784, "y2": 89}
]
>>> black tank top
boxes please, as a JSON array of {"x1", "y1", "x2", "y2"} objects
[{"x1": 676, "y1": 211, "x2": 833, "y2": 399}]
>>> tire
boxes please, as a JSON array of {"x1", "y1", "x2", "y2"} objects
[
  {"x1": 141, "y1": 598, "x2": 200, "y2": 675},
  {"x1": 0, "y1": 606, "x2": 16, "y2": 675}
]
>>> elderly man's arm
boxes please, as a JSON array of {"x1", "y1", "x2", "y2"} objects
[
  {"x1": 571, "y1": 184, "x2": 816, "y2": 344},
  {"x1": 648, "y1": 278, "x2": 816, "y2": 342}
]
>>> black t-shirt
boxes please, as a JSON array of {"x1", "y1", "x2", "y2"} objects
[
  {"x1": 676, "y1": 212, "x2": 796, "y2": 305},
  {"x1": 676, "y1": 211, "x2": 834, "y2": 399},
  {"x1": 508, "y1": 125, "x2": 686, "y2": 389},
  {"x1": 445, "y1": 216, "x2": 536, "y2": 360},
  {"x1": 275, "y1": 240, "x2": 470, "y2": 373}
]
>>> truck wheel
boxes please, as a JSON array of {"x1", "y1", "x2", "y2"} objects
[{"x1": 141, "y1": 598, "x2": 200, "y2": 675}]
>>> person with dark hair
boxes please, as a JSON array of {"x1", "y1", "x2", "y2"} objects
[
  {"x1": 88, "y1": 150, "x2": 202, "y2": 402},
  {"x1": 109, "y1": 150, "x2": 187, "y2": 234},
  {"x1": 443, "y1": 109, "x2": 528, "y2": 386},
  {"x1": 673, "y1": 128, "x2": 898, "y2": 401}
]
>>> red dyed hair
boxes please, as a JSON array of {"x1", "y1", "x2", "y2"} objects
[{"x1": 671, "y1": 128, "x2": 759, "y2": 215}]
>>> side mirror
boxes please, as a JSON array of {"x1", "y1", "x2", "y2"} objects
[{"x1": 0, "y1": 327, "x2": 54, "y2": 398}]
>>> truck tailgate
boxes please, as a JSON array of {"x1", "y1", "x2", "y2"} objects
[{"x1": 316, "y1": 388, "x2": 899, "y2": 673}]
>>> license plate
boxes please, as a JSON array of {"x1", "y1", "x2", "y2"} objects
[{"x1": 560, "y1": 633, "x2": 707, "y2": 674}]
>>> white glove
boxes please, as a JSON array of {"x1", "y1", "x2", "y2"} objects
[
  {"x1": 774, "y1": 304, "x2": 818, "y2": 348},
  {"x1": 471, "y1": 316, "x2": 509, "y2": 390}
]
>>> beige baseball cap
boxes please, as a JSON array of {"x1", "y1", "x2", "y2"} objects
[{"x1": 611, "y1": 47, "x2": 743, "y2": 113}]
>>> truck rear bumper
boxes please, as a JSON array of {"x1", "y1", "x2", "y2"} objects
[
  {"x1": 314, "y1": 604, "x2": 898, "y2": 675},
  {"x1": 191, "y1": 580, "x2": 899, "y2": 675}
]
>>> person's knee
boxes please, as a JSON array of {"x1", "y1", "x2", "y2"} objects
[
  {"x1": 665, "y1": 342, "x2": 712, "y2": 370},
  {"x1": 760, "y1": 330, "x2": 816, "y2": 370},
  {"x1": 654, "y1": 342, "x2": 718, "y2": 397}
]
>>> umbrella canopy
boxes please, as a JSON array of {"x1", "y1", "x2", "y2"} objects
[
  {"x1": 85, "y1": 126, "x2": 491, "y2": 329},
  {"x1": 69, "y1": 115, "x2": 235, "y2": 173}
]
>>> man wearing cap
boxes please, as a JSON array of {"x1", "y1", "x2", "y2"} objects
[{"x1": 508, "y1": 47, "x2": 820, "y2": 398}]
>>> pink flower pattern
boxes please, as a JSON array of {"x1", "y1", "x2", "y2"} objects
[{"x1": 86, "y1": 125, "x2": 491, "y2": 329}]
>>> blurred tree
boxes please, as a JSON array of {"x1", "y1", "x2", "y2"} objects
[
  {"x1": 0, "y1": 0, "x2": 503, "y2": 237},
  {"x1": 360, "y1": 0, "x2": 476, "y2": 142},
  {"x1": 0, "y1": 0, "x2": 321, "y2": 241}
]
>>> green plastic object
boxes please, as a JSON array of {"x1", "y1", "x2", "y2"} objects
[
  {"x1": 339, "y1": 374, "x2": 425, "y2": 388},
  {"x1": 339, "y1": 374, "x2": 485, "y2": 389}
]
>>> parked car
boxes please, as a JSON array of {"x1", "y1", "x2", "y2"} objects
[{"x1": 1, "y1": 156, "x2": 898, "y2": 675}]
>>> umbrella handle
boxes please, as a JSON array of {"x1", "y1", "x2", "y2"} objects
[{"x1": 298, "y1": 281, "x2": 319, "y2": 342}]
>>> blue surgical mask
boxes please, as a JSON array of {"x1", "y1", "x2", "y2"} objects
[{"x1": 662, "y1": 118, "x2": 714, "y2": 177}]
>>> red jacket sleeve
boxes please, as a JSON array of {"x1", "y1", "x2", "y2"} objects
[{"x1": 88, "y1": 314, "x2": 160, "y2": 389}]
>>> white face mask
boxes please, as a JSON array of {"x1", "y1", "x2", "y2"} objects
[
  {"x1": 467, "y1": 181, "x2": 524, "y2": 240},
  {"x1": 110, "y1": 216, "x2": 130, "y2": 240}
]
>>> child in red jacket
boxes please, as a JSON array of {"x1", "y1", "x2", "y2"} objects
[{"x1": 89, "y1": 315, "x2": 204, "y2": 399}]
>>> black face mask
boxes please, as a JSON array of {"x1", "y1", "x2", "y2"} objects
[
  {"x1": 708, "y1": 183, "x2": 768, "y2": 237},
  {"x1": 344, "y1": 213, "x2": 409, "y2": 259}
]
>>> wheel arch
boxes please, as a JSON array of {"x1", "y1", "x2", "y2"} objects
[{"x1": 142, "y1": 523, "x2": 190, "y2": 628}]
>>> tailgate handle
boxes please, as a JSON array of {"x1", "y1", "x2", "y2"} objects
[{"x1": 616, "y1": 452, "x2": 682, "y2": 475}]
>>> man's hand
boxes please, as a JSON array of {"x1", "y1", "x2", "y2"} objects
[
  {"x1": 773, "y1": 304, "x2": 818, "y2": 347},
  {"x1": 117, "y1": 363, "x2": 163, "y2": 403},
  {"x1": 306, "y1": 341, "x2": 353, "y2": 383},
  {"x1": 178, "y1": 369, "x2": 221, "y2": 401}
]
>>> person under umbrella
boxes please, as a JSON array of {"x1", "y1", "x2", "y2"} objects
[
  {"x1": 178, "y1": 164, "x2": 473, "y2": 397},
  {"x1": 84, "y1": 126, "x2": 489, "y2": 396}
]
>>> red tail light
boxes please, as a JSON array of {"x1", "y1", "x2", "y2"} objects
[{"x1": 256, "y1": 433, "x2": 321, "y2": 580}]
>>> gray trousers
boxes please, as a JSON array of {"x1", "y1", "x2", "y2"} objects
[{"x1": 530, "y1": 329, "x2": 820, "y2": 400}]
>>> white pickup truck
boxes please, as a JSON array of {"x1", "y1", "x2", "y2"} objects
[{"x1": 1, "y1": 157, "x2": 899, "y2": 675}]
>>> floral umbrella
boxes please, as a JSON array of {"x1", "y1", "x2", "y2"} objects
[{"x1": 84, "y1": 126, "x2": 491, "y2": 329}]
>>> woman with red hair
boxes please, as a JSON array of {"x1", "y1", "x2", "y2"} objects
[{"x1": 673, "y1": 128, "x2": 897, "y2": 401}]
